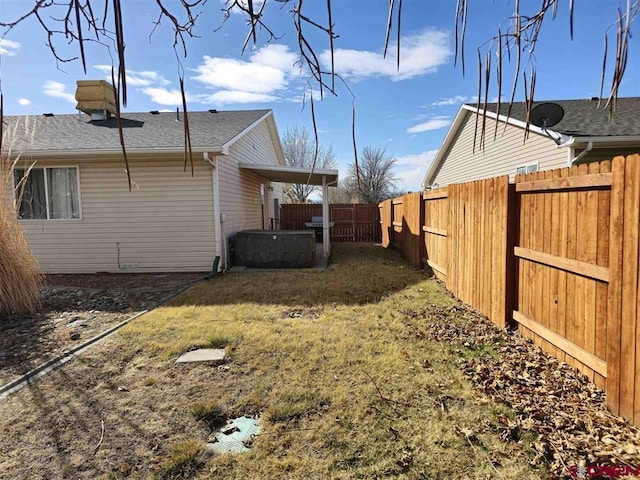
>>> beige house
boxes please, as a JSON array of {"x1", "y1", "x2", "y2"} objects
[
  {"x1": 5, "y1": 88, "x2": 337, "y2": 274},
  {"x1": 423, "y1": 97, "x2": 640, "y2": 188}
]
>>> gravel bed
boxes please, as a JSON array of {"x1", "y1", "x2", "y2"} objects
[{"x1": 0, "y1": 273, "x2": 204, "y2": 386}]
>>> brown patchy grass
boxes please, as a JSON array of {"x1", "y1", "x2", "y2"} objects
[{"x1": 0, "y1": 244, "x2": 546, "y2": 479}]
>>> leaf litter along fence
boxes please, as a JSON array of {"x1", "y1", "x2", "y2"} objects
[
  {"x1": 379, "y1": 154, "x2": 640, "y2": 428},
  {"x1": 279, "y1": 203, "x2": 381, "y2": 243}
]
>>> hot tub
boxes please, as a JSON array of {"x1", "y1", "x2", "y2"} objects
[{"x1": 232, "y1": 230, "x2": 316, "y2": 268}]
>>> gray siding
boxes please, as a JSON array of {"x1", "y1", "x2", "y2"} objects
[{"x1": 430, "y1": 114, "x2": 568, "y2": 186}]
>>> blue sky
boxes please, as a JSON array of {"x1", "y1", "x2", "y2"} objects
[{"x1": 1, "y1": 1, "x2": 638, "y2": 193}]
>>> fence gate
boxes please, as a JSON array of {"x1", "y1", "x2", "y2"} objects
[{"x1": 330, "y1": 207, "x2": 355, "y2": 241}]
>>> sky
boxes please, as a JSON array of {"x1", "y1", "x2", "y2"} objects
[{"x1": 1, "y1": 1, "x2": 639, "y2": 194}]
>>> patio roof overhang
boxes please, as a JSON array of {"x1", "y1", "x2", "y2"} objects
[
  {"x1": 238, "y1": 163, "x2": 338, "y2": 185},
  {"x1": 238, "y1": 162, "x2": 339, "y2": 259}
]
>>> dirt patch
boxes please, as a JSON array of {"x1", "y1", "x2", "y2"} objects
[{"x1": 0, "y1": 273, "x2": 203, "y2": 386}]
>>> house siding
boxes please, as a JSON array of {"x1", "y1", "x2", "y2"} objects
[
  {"x1": 577, "y1": 146, "x2": 640, "y2": 164},
  {"x1": 218, "y1": 119, "x2": 284, "y2": 237},
  {"x1": 430, "y1": 113, "x2": 568, "y2": 187},
  {"x1": 19, "y1": 155, "x2": 216, "y2": 273}
]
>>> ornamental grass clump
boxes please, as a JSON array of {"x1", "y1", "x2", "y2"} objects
[{"x1": 0, "y1": 113, "x2": 42, "y2": 315}]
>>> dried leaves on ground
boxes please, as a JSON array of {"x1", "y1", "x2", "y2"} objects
[{"x1": 417, "y1": 303, "x2": 640, "y2": 478}]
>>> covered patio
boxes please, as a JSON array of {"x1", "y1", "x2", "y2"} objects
[{"x1": 237, "y1": 163, "x2": 338, "y2": 258}]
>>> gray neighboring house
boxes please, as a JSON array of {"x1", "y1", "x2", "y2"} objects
[
  {"x1": 5, "y1": 91, "x2": 337, "y2": 274},
  {"x1": 423, "y1": 97, "x2": 640, "y2": 188}
]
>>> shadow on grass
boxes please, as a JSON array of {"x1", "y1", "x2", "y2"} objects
[
  {"x1": 14, "y1": 364, "x2": 156, "y2": 479},
  {"x1": 171, "y1": 244, "x2": 429, "y2": 308}
]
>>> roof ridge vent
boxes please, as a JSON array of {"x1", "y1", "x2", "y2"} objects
[
  {"x1": 43, "y1": 113, "x2": 54, "y2": 117},
  {"x1": 150, "y1": 110, "x2": 160, "y2": 114}
]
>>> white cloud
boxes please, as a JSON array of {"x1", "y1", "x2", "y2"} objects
[
  {"x1": 193, "y1": 43, "x2": 299, "y2": 104},
  {"x1": 429, "y1": 95, "x2": 474, "y2": 107},
  {"x1": 0, "y1": 39, "x2": 20, "y2": 56},
  {"x1": 406, "y1": 116, "x2": 451, "y2": 134},
  {"x1": 43, "y1": 81, "x2": 76, "y2": 104},
  {"x1": 320, "y1": 30, "x2": 450, "y2": 81},
  {"x1": 18, "y1": 98, "x2": 31, "y2": 106},
  {"x1": 394, "y1": 150, "x2": 439, "y2": 192},
  {"x1": 140, "y1": 87, "x2": 194, "y2": 106},
  {"x1": 93, "y1": 65, "x2": 170, "y2": 87},
  {"x1": 395, "y1": 149, "x2": 438, "y2": 167}
]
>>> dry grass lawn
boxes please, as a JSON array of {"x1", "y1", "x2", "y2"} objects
[{"x1": 0, "y1": 244, "x2": 545, "y2": 479}]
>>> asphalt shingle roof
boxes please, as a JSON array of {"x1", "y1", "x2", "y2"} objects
[
  {"x1": 3, "y1": 109, "x2": 271, "y2": 153},
  {"x1": 474, "y1": 97, "x2": 640, "y2": 137}
]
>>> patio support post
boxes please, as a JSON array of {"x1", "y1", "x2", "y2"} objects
[{"x1": 322, "y1": 175, "x2": 330, "y2": 258}]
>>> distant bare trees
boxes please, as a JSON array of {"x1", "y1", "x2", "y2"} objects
[
  {"x1": 344, "y1": 146, "x2": 398, "y2": 204},
  {"x1": 325, "y1": 146, "x2": 399, "y2": 204},
  {"x1": 281, "y1": 126, "x2": 336, "y2": 203}
]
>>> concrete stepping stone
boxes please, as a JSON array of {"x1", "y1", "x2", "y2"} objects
[{"x1": 175, "y1": 348, "x2": 226, "y2": 364}]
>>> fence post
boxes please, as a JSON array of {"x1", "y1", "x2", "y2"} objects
[{"x1": 504, "y1": 183, "x2": 519, "y2": 330}]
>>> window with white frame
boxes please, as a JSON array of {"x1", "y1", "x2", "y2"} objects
[
  {"x1": 516, "y1": 162, "x2": 539, "y2": 176},
  {"x1": 14, "y1": 167, "x2": 80, "y2": 219}
]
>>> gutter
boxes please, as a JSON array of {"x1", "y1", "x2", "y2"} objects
[
  {"x1": 9, "y1": 147, "x2": 226, "y2": 159},
  {"x1": 568, "y1": 141, "x2": 593, "y2": 167}
]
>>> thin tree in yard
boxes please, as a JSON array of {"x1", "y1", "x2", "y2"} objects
[
  {"x1": 281, "y1": 126, "x2": 337, "y2": 203},
  {"x1": 0, "y1": 115, "x2": 43, "y2": 316},
  {"x1": 350, "y1": 146, "x2": 398, "y2": 204}
]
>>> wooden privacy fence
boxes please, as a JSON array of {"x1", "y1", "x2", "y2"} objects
[
  {"x1": 280, "y1": 203, "x2": 380, "y2": 242},
  {"x1": 379, "y1": 154, "x2": 640, "y2": 427}
]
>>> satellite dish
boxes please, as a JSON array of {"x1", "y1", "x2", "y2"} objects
[{"x1": 530, "y1": 102, "x2": 564, "y2": 129}]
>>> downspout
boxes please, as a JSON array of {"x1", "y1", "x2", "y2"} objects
[
  {"x1": 568, "y1": 141, "x2": 593, "y2": 167},
  {"x1": 204, "y1": 152, "x2": 224, "y2": 273}
]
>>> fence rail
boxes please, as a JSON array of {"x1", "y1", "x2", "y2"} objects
[
  {"x1": 379, "y1": 154, "x2": 640, "y2": 427},
  {"x1": 280, "y1": 203, "x2": 381, "y2": 243}
]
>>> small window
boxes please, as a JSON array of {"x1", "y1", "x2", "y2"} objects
[
  {"x1": 516, "y1": 163, "x2": 539, "y2": 176},
  {"x1": 14, "y1": 167, "x2": 80, "y2": 220}
]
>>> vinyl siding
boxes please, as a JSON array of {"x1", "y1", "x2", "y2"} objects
[
  {"x1": 430, "y1": 113, "x2": 568, "y2": 186},
  {"x1": 218, "y1": 119, "x2": 283, "y2": 237},
  {"x1": 19, "y1": 155, "x2": 216, "y2": 273},
  {"x1": 576, "y1": 146, "x2": 640, "y2": 164}
]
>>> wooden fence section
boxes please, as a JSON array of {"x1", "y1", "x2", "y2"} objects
[
  {"x1": 513, "y1": 162, "x2": 612, "y2": 391},
  {"x1": 280, "y1": 203, "x2": 381, "y2": 242},
  {"x1": 449, "y1": 177, "x2": 511, "y2": 328},
  {"x1": 422, "y1": 188, "x2": 448, "y2": 282},
  {"x1": 605, "y1": 155, "x2": 640, "y2": 422},
  {"x1": 389, "y1": 193, "x2": 423, "y2": 268},
  {"x1": 379, "y1": 155, "x2": 640, "y2": 426}
]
